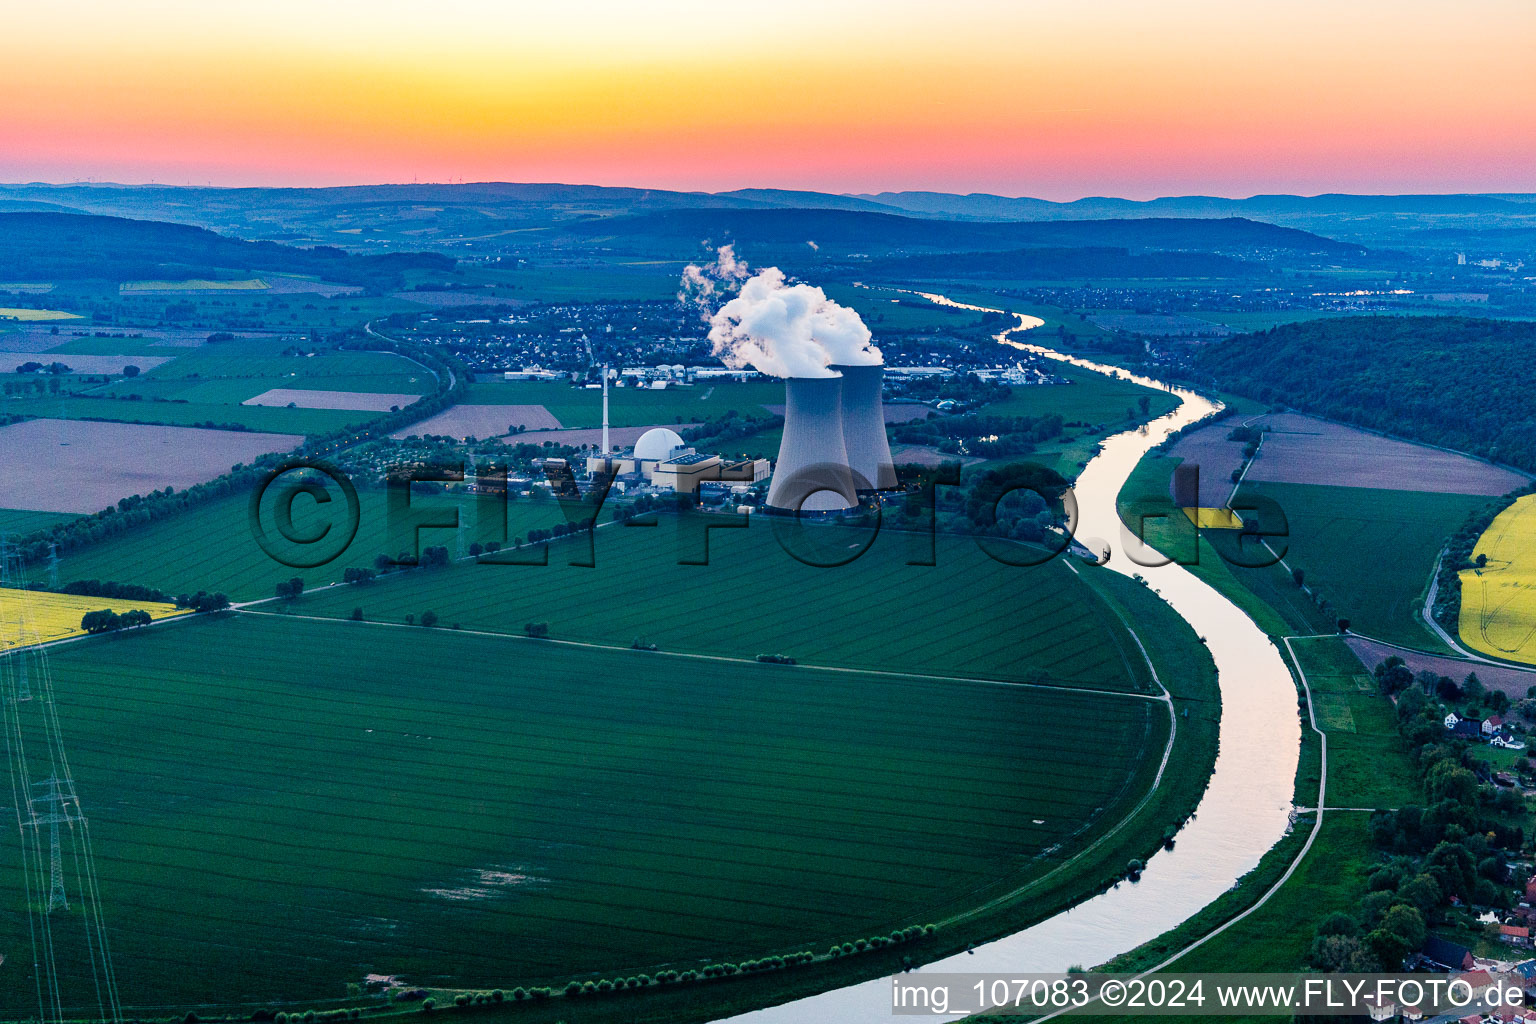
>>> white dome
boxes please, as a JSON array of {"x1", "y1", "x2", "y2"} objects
[{"x1": 633, "y1": 427, "x2": 685, "y2": 461}]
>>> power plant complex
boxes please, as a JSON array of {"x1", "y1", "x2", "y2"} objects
[
  {"x1": 765, "y1": 366, "x2": 896, "y2": 511},
  {"x1": 587, "y1": 257, "x2": 900, "y2": 511},
  {"x1": 582, "y1": 365, "x2": 899, "y2": 513}
]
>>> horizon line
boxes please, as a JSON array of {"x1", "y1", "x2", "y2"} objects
[{"x1": 2, "y1": 180, "x2": 1533, "y2": 205}]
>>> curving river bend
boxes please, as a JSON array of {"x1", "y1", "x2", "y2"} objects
[{"x1": 716, "y1": 294, "x2": 1301, "y2": 1022}]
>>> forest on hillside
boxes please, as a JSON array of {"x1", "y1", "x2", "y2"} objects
[
  {"x1": 1196, "y1": 316, "x2": 1536, "y2": 473},
  {"x1": 0, "y1": 213, "x2": 454, "y2": 288}
]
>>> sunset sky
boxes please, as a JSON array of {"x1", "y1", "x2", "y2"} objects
[{"x1": 3, "y1": 0, "x2": 1533, "y2": 198}]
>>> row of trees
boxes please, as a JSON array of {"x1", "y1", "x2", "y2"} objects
[
  {"x1": 63, "y1": 578, "x2": 175, "y2": 604},
  {"x1": 1432, "y1": 488, "x2": 1536, "y2": 629},
  {"x1": 681, "y1": 410, "x2": 783, "y2": 454},
  {"x1": 893, "y1": 412, "x2": 1068, "y2": 458},
  {"x1": 81, "y1": 608, "x2": 152, "y2": 634}
]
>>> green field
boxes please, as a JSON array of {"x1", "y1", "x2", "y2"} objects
[
  {"x1": 1188, "y1": 310, "x2": 1342, "y2": 332},
  {"x1": 0, "y1": 507, "x2": 80, "y2": 536},
  {"x1": 2, "y1": 610, "x2": 1167, "y2": 1011},
  {"x1": 464, "y1": 378, "x2": 784, "y2": 428},
  {"x1": 48, "y1": 489, "x2": 1153, "y2": 691},
  {"x1": 110, "y1": 341, "x2": 430, "y2": 390},
  {"x1": 0, "y1": 394, "x2": 363, "y2": 434},
  {"x1": 468, "y1": 262, "x2": 684, "y2": 302},
  {"x1": 980, "y1": 362, "x2": 1177, "y2": 426},
  {"x1": 1118, "y1": 456, "x2": 1482, "y2": 646},
  {"x1": 1235, "y1": 481, "x2": 1487, "y2": 647},
  {"x1": 50, "y1": 487, "x2": 564, "y2": 602},
  {"x1": 1289, "y1": 636, "x2": 1419, "y2": 809},
  {"x1": 1, "y1": 339, "x2": 434, "y2": 434},
  {"x1": 293, "y1": 519, "x2": 1153, "y2": 692}
]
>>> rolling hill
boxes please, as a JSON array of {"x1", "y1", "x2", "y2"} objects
[
  {"x1": 560, "y1": 209, "x2": 1362, "y2": 256},
  {"x1": 0, "y1": 212, "x2": 454, "y2": 287}
]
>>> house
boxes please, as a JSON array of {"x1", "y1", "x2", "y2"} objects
[
  {"x1": 1485, "y1": 716, "x2": 1506, "y2": 736},
  {"x1": 1502, "y1": 924, "x2": 1532, "y2": 946},
  {"x1": 1456, "y1": 970, "x2": 1497, "y2": 998},
  {"x1": 1526, "y1": 876, "x2": 1536, "y2": 903},
  {"x1": 1513, "y1": 959, "x2": 1536, "y2": 992},
  {"x1": 1453, "y1": 718, "x2": 1485, "y2": 740},
  {"x1": 1446, "y1": 711, "x2": 1462, "y2": 729},
  {"x1": 1493, "y1": 734, "x2": 1528, "y2": 751},
  {"x1": 1424, "y1": 935, "x2": 1477, "y2": 970},
  {"x1": 1363, "y1": 996, "x2": 1395, "y2": 1021},
  {"x1": 1400, "y1": 1006, "x2": 1423, "y2": 1022}
]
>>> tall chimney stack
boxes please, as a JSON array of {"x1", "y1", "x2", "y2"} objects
[
  {"x1": 830, "y1": 363, "x2": 896, "y2": 492},
  {"x1": 767, "y1": 376, "x2": 857, "y2": 512},
  {"x1": 601, "y1": 364, "x2": 611, "y2": 453}
]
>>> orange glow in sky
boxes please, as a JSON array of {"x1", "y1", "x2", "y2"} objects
[{"x1": 3, "y1": 0, "x2": 1533, "y2": 197}]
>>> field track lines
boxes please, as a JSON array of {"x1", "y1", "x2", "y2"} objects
[
  {"x1": 234, "y1": 608, "x2": 1168, "y2": 702},
  {"x1": 924, "y1": 596, "x2": 1175, "y2": 932}
]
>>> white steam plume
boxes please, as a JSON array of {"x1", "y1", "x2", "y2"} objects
[
  {"x1": 684, "y1": 252, "x2": 882, "y2": 379},
  {"x1": 678, "y1": 244, "x2": 748, "y2": 312}
]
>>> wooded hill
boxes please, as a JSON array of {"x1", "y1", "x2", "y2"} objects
[
  {"x1": 1196, "y1": 316, "x2": 1536, "y2": 473},
  {"x1": 561, "y1": 209, "x2": 1364, "y2": 256},
  {"x1": 0, "y1": 212, "x2": 454, "y2": 288}
]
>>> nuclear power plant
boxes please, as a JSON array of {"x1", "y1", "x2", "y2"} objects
[
  {"x1": 765, "y1": 369, "x2": 895, "y2": 512},
  {"x1": 831, "y1": 363, "x2": 897, "y2": 493}
]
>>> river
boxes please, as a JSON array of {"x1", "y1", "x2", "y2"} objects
[{"x1": 715, "y1": 294, "x2": 1302, "y2": 1022}]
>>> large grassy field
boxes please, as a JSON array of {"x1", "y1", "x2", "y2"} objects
[
  {"x1": 0, "y1": 394, "x2": 364, "y2": 434},
  {"x1": 2, "y1": 340, "x2": 434, "y2": 434},
  {"x1": 49, "y1": 487, "x2": 564, "y2": 602},
  {"x1": 1236, "y1": 481, "x2": 1489, "y2": 648},
  {"x1": 0, "y1": 507, "x2": 78, "y2": 536},
  {"x1": 49, "y1": 488, "x2": 1153, "y2": 691},
  {"x1": 980, "y1": 361, "x2": 1178, "y2": 426},
  {"x1": 1, "y1": 611, "x2": 1168, "y2": 1012},
  {"x1": 295, "y1": 518, "x2": 1154, "y2": 693},
  {"x1": 1289, "y1": 636, "x2": 1419, "y2": 809}
]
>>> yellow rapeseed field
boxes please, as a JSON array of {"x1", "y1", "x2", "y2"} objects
[
  {"x1": 0, "y1": 307, "x2": 83, "y2": 321},
  {"x1": 1460, "y1": 494, "x2": 1536, "y2": 665},
  {"x1": 0, "y1": 588, "x2": 189, "y2": 650},
  {"x1": 1182, "y1": 506, "x2": 1246, "y2": 530}
]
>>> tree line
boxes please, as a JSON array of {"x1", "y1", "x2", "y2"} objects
[{"x1": 1195, "y1": 316, "x2": 1536, "y2": 473}]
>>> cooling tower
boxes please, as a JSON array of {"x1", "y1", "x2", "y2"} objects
[
  {"x1": 767, "y1": 376, "x2": 858, "y2": 512},
  {"x1": 830, "y1": 363, "x2": 896, "y2": 492}
]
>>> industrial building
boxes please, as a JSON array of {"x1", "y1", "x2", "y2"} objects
[{"x1": 765, "y1": 366, "x2": 897, "y2": 512}]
